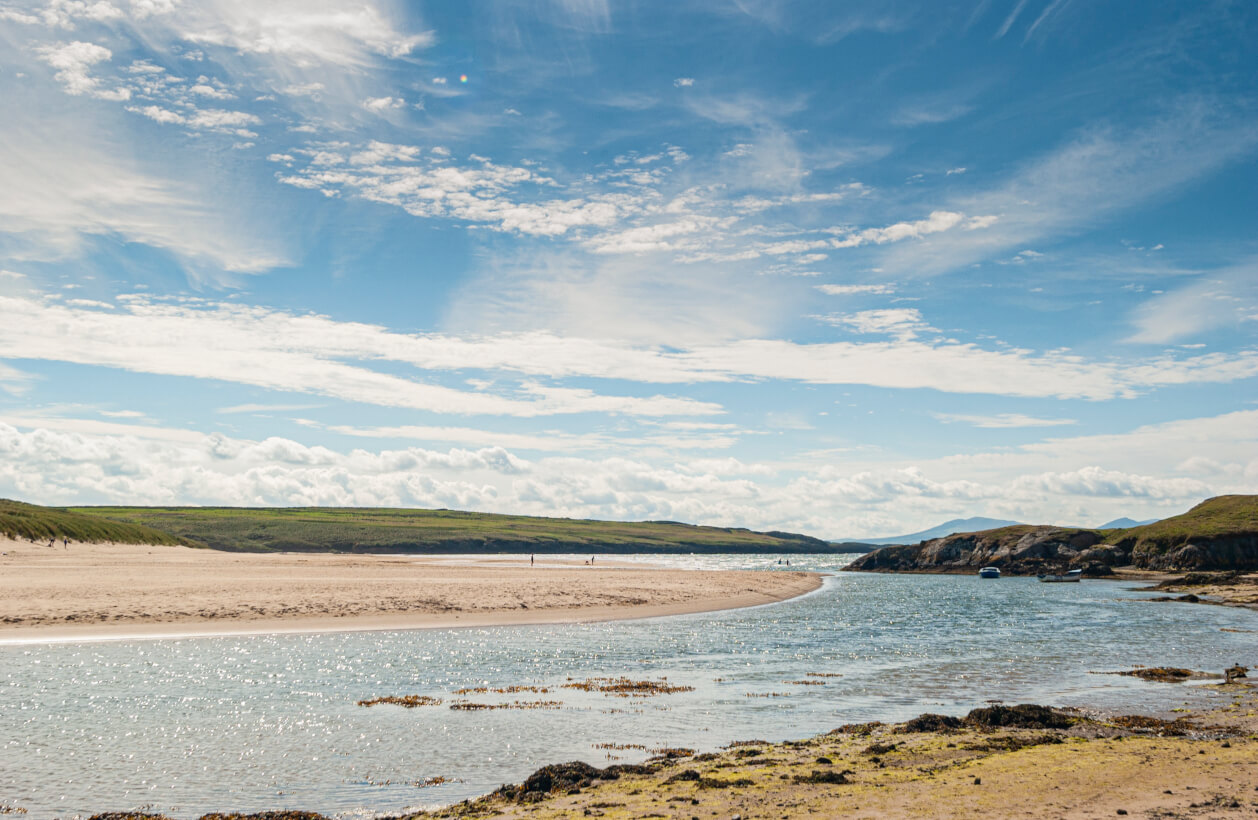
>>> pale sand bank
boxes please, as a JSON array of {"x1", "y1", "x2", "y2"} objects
[{"x1": 0, "y1": 538, "x2": 821, "y2": 642}]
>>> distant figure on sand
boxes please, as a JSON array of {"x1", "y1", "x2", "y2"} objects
[{"x1": 530, "y1": 554, "x2": 534, "y2": 566}]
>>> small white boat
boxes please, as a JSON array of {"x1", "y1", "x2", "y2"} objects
[
  {"x1": 1038, "y1": 568, "x2": 1083, "y2": 583},
  {"x1": 978, "y1": 566, "x2": 1000, "y2": 579}
]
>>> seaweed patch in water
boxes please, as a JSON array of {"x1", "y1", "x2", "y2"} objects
[
  {"x1": 785, "y1": 679, "x2": 828, "y2": 685},
  {"x1": 593, "y1": 742, "x2": 648, "y2": 751},
  {"x1": 356, "y1": 695, "x2": 442, "y2": 708},
  {"x1": 452, "y1": 685, "x2": 550, "y2": 695},
  {"x1": 805, "y1": 672, "x2": 844, "y2": 678},
  {"x1": 449, "y1": 700, "x2": 564, "y2": 711},
  {"x1": 562, "y1": 677, "x2": 694, "y2": 696},
  {"x1": 745, "y1": 691, "x2": 792, "y2": 698}
]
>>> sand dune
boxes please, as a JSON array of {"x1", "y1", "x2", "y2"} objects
[{"x1": 0, "y1": 538, "x2": 820, "y2": 641}]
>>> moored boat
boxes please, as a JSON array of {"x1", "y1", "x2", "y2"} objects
[
  {"x1": 1038, "y1": 568, "x2": 1083, "y2": 583},
  {"x1": 978, "y1": 566, "x2": 1000, "y2": 579}
]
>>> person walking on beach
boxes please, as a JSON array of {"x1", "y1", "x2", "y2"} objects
[{"x1": 530, "y1": 554, "x2": 534, "y2": 566}]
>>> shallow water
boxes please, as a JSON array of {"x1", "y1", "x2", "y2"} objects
[{"x1": 2, "y1": 554, "x2": 1255, "y2": 819}]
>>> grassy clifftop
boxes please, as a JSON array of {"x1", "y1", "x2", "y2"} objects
[
  {"x1": 66, "y1": 505, "x2": 834, "y2": 554},
  {"x1": 1107, "y1": 494, "x2": 1258, "y2": 564},
  {"x1": 0, "y1": 499, "x2": 189, "y2": 546}
]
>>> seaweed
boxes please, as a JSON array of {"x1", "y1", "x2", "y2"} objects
[
  {"x1": 562, "y1": 677, "x2": 694, "y2": 696},
  {"x1": 448, "y1": 700, "x2": 562, "y2": 711},
  {"x1": 356, "y1": 695, "x2": 442, "y2": 708}
]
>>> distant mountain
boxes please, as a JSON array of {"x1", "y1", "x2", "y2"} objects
[
  {"x1": 851, "y1": 517, "x2": 1023, "y2": 546},
  {"x1": 1096, "y1": 517, "x2": 1159, "y2": 529}
]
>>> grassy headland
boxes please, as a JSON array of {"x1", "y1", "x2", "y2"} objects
[
  {"x1": 63, "y1": 504, "x2": 836, "y2": 554},
  {"x1": 848, "y1": 494, "x2": 1258, "y2": 574},
  {"x1": 0, "y1": 499, "x2": 188, "y2": 546}
]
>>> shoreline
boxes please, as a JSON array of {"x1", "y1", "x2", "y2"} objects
[
  {"x1": 0, "y1": 538, "x2": 822, "y2": 644},
  {"x1": 395, "y1": 683, "x2": 1258, "y2": 820}
]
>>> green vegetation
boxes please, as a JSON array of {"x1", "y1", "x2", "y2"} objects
[
  {"x1": 64, "y1": 504, "x2": 835, "y2": 554},
  {"x1": 0, "y1": 499, "x2": 189, "y2": 546},
  {"x1": 1107, "y1": 494, "x2": 1258, "y2": 558}
]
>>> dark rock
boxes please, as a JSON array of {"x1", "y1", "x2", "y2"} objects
[
  {"x1": 1156, "y1": 572, "x2": 1241, "y2": 588},
  {"x1": 792, "y1": 770, "x2": 848, "y2": 785},
  {"x1": 509, "y1": 761, "x2": 604, "y2": 800},
  {"x1": 664, "y1": 769, "x2": 701, "y2": 784},
  {"x1": 602, "y1": 763, "x2": 653, "y2": 778},
  {"x1": 963, "y1": 704, "x2": 1072, "y2": 729},
  {"x1": 896, "y1": 713, "x2": 963, "y2": 733}
]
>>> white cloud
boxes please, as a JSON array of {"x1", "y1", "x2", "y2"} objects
[
  {"x1": 4, "y1": 290, "x2": 1257, "y2": 410},
  {"x1": 2, "y1": 0, "x2": 123, "y2": 28},
  {"x1": 933, "y1": 413, "x2": 1078, "y2": 428},
  {"x1": 1126, "y1": 258, "x2": 1258, "y2": 344},
  {"x1": 217, "y1": 403, "x2": 322, "y2": 414},
  {"x1": 0, "y1": 293, "x2": 722, "y2": 418},
  {"x1": 170, "y1": 0, "x2": 433, "y2": 65},
  {"x1": 876, "y1": 104, "x2": 1258, "y2": 277},
  {"x1": 815, "y1": 283, "x2": 895, "y2": 296},
  {"x1": 0, "y1": 117, "x2": 289, "y2": 273},
  {"x1": 36, "y1": 40, "x2": 130, "y2": 99},
  {"x1": 816, "y1": 308, "x2": 928, "y2": 339},
  {"x1": 673, "y1": 77, "x2": 694, "y2": 87},
  {"x1": 831, "y1": 210, "x2": 991, "y2": 249},
  {"x1": 361, "y1": 95, "x2": 404, "y2": 112}
]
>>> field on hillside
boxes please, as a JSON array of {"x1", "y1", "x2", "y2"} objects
[{"x1": 67, "y1": 505, "x2": 832, "y2": 553}]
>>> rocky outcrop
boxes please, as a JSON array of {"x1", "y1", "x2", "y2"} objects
[
  {"x1": 1127, "y1": 534, "x2": 1258, "y2": 572},
  {"x1": 846, "y1": 526, "x2": 1113, "y2": 576}
]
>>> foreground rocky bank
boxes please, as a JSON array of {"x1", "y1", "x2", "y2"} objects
[
  {"x1": 847, "y1": 494, "x2": 1258, "y2": 576},
  {"x1": 76, "y1": 685, "x2": 1258, "y2": 820}
]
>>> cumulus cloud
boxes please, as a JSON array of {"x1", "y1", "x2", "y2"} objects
[
  {"x1": 36, "y1": 40, "x2": 130, "y2": 99},
  {"x1": 816, "y1": 308, "x2": 929, "y2": 339},
  {"x1": 1, "y1": 408, "x2": 1253, "y2": 535}
]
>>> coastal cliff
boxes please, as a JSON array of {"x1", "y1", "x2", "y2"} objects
[{"x1": 847, "y1": 495, "x2": 1258, "y2": 575}]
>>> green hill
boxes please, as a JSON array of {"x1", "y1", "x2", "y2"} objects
[
  {"x1": 0, "y1": 499, "x2": 189, "y2": 546},
  {"x1": 64, "y1": 504, "x2": 836, "y2": 554},
  {"x1": 847, "y1": 495, "x2": 1258, "y2": 574},
  {"x1": 1106, "y1": 494, "x2": 1258, "y2": 569}
]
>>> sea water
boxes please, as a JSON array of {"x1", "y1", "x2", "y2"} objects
[{"x1": 2, "y1": 554, "x2": 1255, "y2": 819}]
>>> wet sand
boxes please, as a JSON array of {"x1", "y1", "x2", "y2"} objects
[{"x1": 0, "y1": 538, "x2": 821, "y2": 642}]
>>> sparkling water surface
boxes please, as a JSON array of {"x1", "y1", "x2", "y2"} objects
[{"x1": 2, "y1": 554, "x2": 1255, "y2": 819}]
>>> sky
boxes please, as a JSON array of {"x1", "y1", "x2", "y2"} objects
[{"x1": 0, "y1": 0, "x2": 1256, "y2": 539}]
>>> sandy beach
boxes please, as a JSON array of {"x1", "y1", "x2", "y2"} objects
[{"x1": 0, "y1": 538, "x2": 821, "y2": 641}]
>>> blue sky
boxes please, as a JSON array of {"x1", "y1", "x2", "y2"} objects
[{"x1": 0, "y1": 0, "x2": 1255, "y2": 538}]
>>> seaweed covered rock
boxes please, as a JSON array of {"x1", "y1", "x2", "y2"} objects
[
  {"x1": 963, "y1": 704, "x2": 1073, "y2": 730},
  {"x1": 497, "y1": 760, "x2": 646, "y2": 802},
  {"x1": 896, "y1": 713, "x2": 963, "y2": 733}
]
